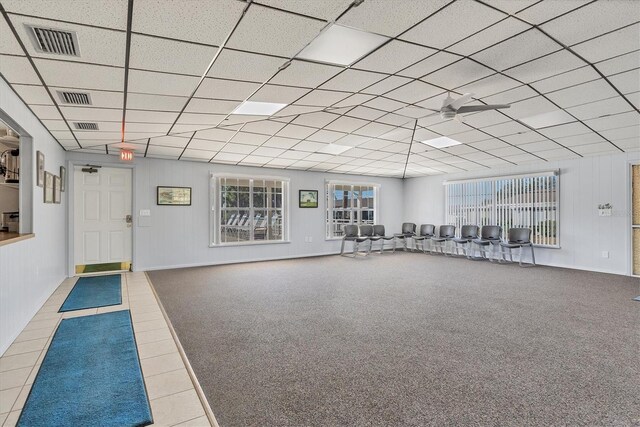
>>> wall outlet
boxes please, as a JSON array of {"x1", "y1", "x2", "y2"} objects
[{"x1": 601, "y1": 251, "x2": 609, "y2": 258}]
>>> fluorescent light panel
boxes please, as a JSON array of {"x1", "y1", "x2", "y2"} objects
[
  {"x1": 231, "y1": 101, "x2": 287, "y2": 116},
  {"x1": 318, "y1": 143, "x2": 352, "y2": 155},
  {"x1": 420, "y1": 136, "x2": 462, "y2": 149},
  {"x1": 520, "y1": 110, "x2": 575, "y2": 129},
  {"x1": 296, "y1": 24, "x2": 389, "y2": 66}
]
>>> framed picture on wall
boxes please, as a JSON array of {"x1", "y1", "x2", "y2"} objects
[
  {"x1": 44, "y1": 172, "x2": 54, "y2": 203},
  {"x1": 299, "y1": 190, "x2": 318, "y2": 208},
  {"x1": 60, "y1": 166, "x2": 66, "y2": 192},
  {"x1": 36, "y1": 151, "x2": 45, "y2": 187},
  {"x1": 53, "y1": 175, "x2": 61, "y2": 204},
  {"x1": 157, "y1": 186, "x2": 191, "y2": 206}
]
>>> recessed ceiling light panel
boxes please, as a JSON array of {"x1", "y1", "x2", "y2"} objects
[
  {"x1": 296, "y1": 24, "x2": 389, "y2": 66},
  {"x1": 231, "y1": 101, "x2": 287, "y2": 116},
  {"x1": 520, "y1": 110, "x2": 575, "y2": 129},
  {"x1": 318, "y1": 143, "x2": 352, "y2": 155},
  {"x1": 419, "y1": 136, "x2": 462, "y2": 149}
]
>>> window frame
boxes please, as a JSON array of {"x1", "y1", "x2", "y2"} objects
[
  {"x1": 443, "y1": 170, "x2": 560, "y2": 248},
  {"x1": 325, "y1": 180, "x2": 380, "y2": 240},
  {"x1": 209, "y1": 173, "x2": 290, "y2": 247}
]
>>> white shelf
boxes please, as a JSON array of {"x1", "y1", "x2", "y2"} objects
[{"x1": 0, "y1": 183, "x2": 19, "y2": 189}]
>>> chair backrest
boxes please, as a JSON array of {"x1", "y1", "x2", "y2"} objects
[
  {"x1": 373, "y1": 225, "x2": 385, "y2": 236},
  {"x1": 238, "y1": 214, "x2": 248, "y2": 226},
  {"x1": 343, "y1": 224, "x2": 359, "y2": 238},
  {"x1": 401, "y1": 222, "x2": 416, "y2": 234},
  {"x1": 508, "y1": 227, "x2": 531, "y2": 244},
  {"x1": 480, "y1": 225, "x2": 502, "y2": 240},
  {"x1": 438, "y1": 224, "x2": 456, "y2": 238},
  {"x1": 460, "y1": 225, "x2": 479, "y2": 239},
  {"x1": 419, "y1": 224, "x2": 436, "y2": 237},
  {"x1": 359, "y1": 225, "x2": 374, "y2": 237},
  {"x1": 226, "y1": 213, "x2": 237, "y2": 225}
]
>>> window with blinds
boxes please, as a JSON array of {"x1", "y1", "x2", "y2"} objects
[
  {"x1": 444, "y1": 171, "x2": 559, "y2": 247},
  {"x1": 326, "y1": 182, "x2": 378, "y2": 239},
  {"x1": 210, "y1": 175, "x2": 289, "y2": 245}
]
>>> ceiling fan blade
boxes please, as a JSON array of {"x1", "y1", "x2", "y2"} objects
[
  {"x1": 449, "y1": 93, "x2": 474, "y2": 110},
  {"x1": 456, "y1": 104, "x2": 510, "y2": 113},
  {"x1": 441, "y1": 93, "x2": 456, "y2": 109}
]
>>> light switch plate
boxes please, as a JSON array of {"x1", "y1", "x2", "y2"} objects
[{"x1": 139, "y1": 209, "x2": 151, "y2": 217}]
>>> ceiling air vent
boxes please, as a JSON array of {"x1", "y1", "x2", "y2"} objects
[
  {"x1": 74, "y1": 122, "x2": 99, "y2": 131},
  {"x1": 26, "y1": 25, "x2": 80, "y2": 56},
  {"x1": 57, "y1": 91, "x2": 91, "y2": 105}
]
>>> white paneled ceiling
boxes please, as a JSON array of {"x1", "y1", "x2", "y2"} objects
[{"x1": 0, "y1": 0, "x2": 638, "y2": 178}]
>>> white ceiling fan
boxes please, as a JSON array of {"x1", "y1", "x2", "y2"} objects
[{"x1": 426, "y1": 93, "x2": 510, "y2": 122}]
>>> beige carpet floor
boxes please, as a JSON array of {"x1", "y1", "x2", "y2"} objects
[{"x1": 148, "y1": 253, "x2": 640, "y2": 427}]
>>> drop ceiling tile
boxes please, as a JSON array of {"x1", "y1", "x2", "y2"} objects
[
  {"x1": 354, "y1": 40, "x2": 436, "y2": 75},
  {"x1": 427, "y1": 120, "x2": 470, "y2": 136},
  {"x1": 584, "y1": 111, "x2": 640, "y2": 132},
  {"x1": 126, "y1": 110, "x2": 178, "y2": 123},
  {"x1": 186, "y1": 139, "x2": 226, "y2": 151},
  {"x1": 595, "y1": 52, "x2": 640, "y2": 77},
  {"x1": 0, "y1": 17, "x2": 24, "y2": 55},
  {"x1": 239, "y1": 155, "x2": 271, "y2": 166},
  {"x1": 396, "y1": 106, "x2": 435, "y2": 120},
  {"x1": 413, "y1": 128, "x2": 441, "y2": 141},
  {"x1": 292, "y1": 111, "x2": 339, "y2": 128},
  {"x1": 161, "y1": 124, "x2": 204, "y2": 134},
  {"x1": 195, "y1": 128, "x2": 236, "y2": 142},
  {"x1": 503, "y1": 50, "x2": 586, "y2": 83},
  {"x1": 148, "y1": 135, "x2": 190, "y2": 148},
  {"x1": 460, "y1": 151, "x2": 495, "y2": 161},
  {"x1": 516, "y1": 1, "x2": 585, "y2": 26},
  {"x1": 531, "y1": 66, "x2": 600, "y2": 94},
  {"x1": 538, "y1": 122, "x2": 591, "y2": 139},
  {"x1": 626, "y1": 91, "x2": 640, "y2": 109},
  {"x1": 129, "y1": 34, "x2": 217, "y2": 76},
  {"x1": 545, "y1": 79, "x2": 620, "y2": 109},
  {"x1": 506, "y1": 96, "x2": 563, "y2": 119},
  {"x1": 456, "y1": 74, "x2": 521, "y2": 99},
  {"x1": 220, "y1": 143, "x2": 256, "y2": 154},
  {"x1": 609, "y1": 69, "x2": 640, "y2": 94},
  {"x1": 613, "y1": 137, "x2": 640, "y2": 151},
  {"x1": 398, "y1": 52, "x2": 461, "y2": 79},
  {"x1": 248, "y1": 84, "x2": 310, "y2": 104},
  {"x1": 482, "y1": 85, "x2": 539, "y2": 105},
  {"x1": 599, "y1": 125, "x2": 639, "y2": 140},
  {"x1": 363, "y1": 97, "x2": 407, "y2": 112},
  {"x1": 276, "y1": 124, "x2": 318, "y2": 139},
  {"x1": 229, "y1": 131, "x2": 270, "y2": 146},
  {"x1": 385, "y1": 80, "x2": 442, "y2": 104},
  {"x1": 361, "y1": 75, "x2": 413, "y2": 96},
  {"x1": 331, "y1": 94, "x2": 377, "y2": 108},
  {"x1": 376, "y1": 113, "x2": 415, "y2": 127},
  {"x1": 132, "y1": 0, "x2": 244, "y2": 44},
  {"x1": 227, "y1": 4, "x2": 326, "y2": 57},
  {"x1": 11, "y1": 84, "x2": 52, "y2": 105},
  {"x1": 322, "y1": 116, "x2": 367, "y2": 133},
  {"x1": 41, "y1": 120, "x2": 70, "y2": 131},
  {"x1": 175, "y1": 113, "x2": 225, "y2": 125},
  {"x1": 270, "y1": 59, "x2": 342, "y2": 88},
  {"x1": 472, "y1": 28, "x2": 562, "y2": 71},
  {"x1": 459, "y1": 110, "x2": 509, "y2": 128},
  {"x1": 320, "y1": 69, "x2": 386, "y2": 92},
  {"x1": 127, "y1": 93, "x2": 188, "y2": 112},
  {"x1": 334, "y1": 134, "x2": 371, "y2": 147},
  {"x1": 442, "y1": 144, "x2": 479, "y2": 155},
  {"x1": 478, "y1": 157, "x2": 513, "y2": 167},
  {"x1": 289, "y1": 160, "x2": 319, "y2": 169},
  {"x1": 274, "y1": 105, "x2": 326, "y2": 118},
  {"x1": 279, "y1": 150, "x2": 309, "y2": 160},
  {"x1": 34, "y1": 59, "x2": 124, "y2": 91},
  {"x1": 482, "y1": 121, "x2": 530, "y2": 137},
  {"x1": 3, "y1": 0, "x2": 128, "y2": 29},
  {"x1": 125, "y1": 123, "x2": 172, "y2": 134},
  {"x1": 128, "y1": 69, "x2": 198, "y2": 96},
  {"x1": 213, "y1": 152, "x2": 246, "y2": 162},
  {"x1": 346, "y1": 106, "x2": 386, "y2": 121},
  {"x1": 422, "y1": 59, "x2": 495, "y2": 89},
  {"x1": 249, "y1": 146, "x2": 284, "y2": 157},
  {"x1": 208, "y1": 49, "x2": 286, "y2": 83},
  {"x1": 260, "y1": 0, "x2": 353, "y2": 20},
  {"x1": 354, "y1": 122, "x2": 396, "y2": 138},
  {"x1": 304, "y1": 153, "x2": 333, "y2": 162},
  {"x1": 195, "y1": 78, "x2": 261, "y2": 101},
  {"x1": 380, "y1": 127, "x2": 414, "y2": 141},
  {"x1": 501, "y1": 131, "x2": 547, "y2": 146},
  {"x1": 307, "y1": 129, "x2": 347, "y2": 143},
  {"x1": 448, "y1": 129, "x2": 491, "y2": 144},
  {"x1": 292, "y1": 140, "x2": 327, "y2": 152},
  {"x1": 450, "y1": 17, "x2": 532, "y2": 56},
  {"x1": 146, "y1": 145, "x2": 184, "y2": 158},
  {"x1": 540, "y1": 1, "x2": 640, "y2": 46},
  {"x1": 486, "y1": 145, "x2": 530, "y2": 157},
  {"x1": 339, "y1": 0, "x2": 449, "y2": 37},
  {"x1": 185, "y1": 98, "x2": 239, "y2": 115},
  {"x1": 9, "y1": 15, "x2": 126, "y2": 66},
  {"x1": 60, "y1": 107, "x2": 121, "y2": 121},
  {"x1": 572, "y1": 23, "x2": 640, "y2": 63},
  {"x1": 469, "y1": 139, "x2": 511, "y2": 151},
  {"x1": 502, "y1": 153, "x2": 541, "y2": 164},
  {"x1": 483, "y1": 0, "x2": 539, "y2": 15},
  {"x1": 553, "y1": 132, "x2": 606, "y2": 147},
  {"x1": 267, "y1": 157, "x2": 298, "y2": 167},
  {"x1": 295, "y1": 89, "x2": 351, "y2": 107},
  {"x1": 240, "y1": 120, "x2": 287, "y2": 136},
  {"x1": 401, "y1": 1, "x2": 505, "y2": 49},
  {"x1": 571, "y1": 142, "x2": 620, "y2": 155},
  {"x1": 181, "y1": 149, "x2": 216, "y2": 161}
]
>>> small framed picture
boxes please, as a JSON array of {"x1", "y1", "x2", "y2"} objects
[
  {"x1": 53, "y1": 175, "x2": 61, "y2": 204},
  {"x1": 59, "y1": 166, "x2": 66, "y2": 192},
  {"x1": 44, "y1": 172, "x2": 54, "y2": 203},
  {"x1": 157, "y1": 186, "x2": 191, "y2": 206},
  {"x1": 36, "y1": 151, "x2": 45, "y2": 187},
  {"x1": 299, "y1": 190, "x2": 318, "y2": 208}
]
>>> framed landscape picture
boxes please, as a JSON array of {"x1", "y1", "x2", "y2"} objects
[
  {"x1": 157, "y1": 186, "x2": 191, "y2": 206},
  {"x1": 53, "y1": 175, "x2": 61, "y2": 204},
  {"x1": 36, "y1": 151, "x2": 45, "y2": 187},
  {"x1": 44, "y1": 172, "x2": 54, "y2": 203},
  {"x1": 299, "y1": 190, "x2": 318, "y2": 208}
]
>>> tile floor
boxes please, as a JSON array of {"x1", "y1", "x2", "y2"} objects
[{"x1": 0, "y1": 272, "x2": 212, "y2": 426}]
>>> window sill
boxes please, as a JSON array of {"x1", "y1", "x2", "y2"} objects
[
  {"x1": 325, "y1": 237, "x2": 343, "y2": 241},
  {"x1": 209, "y1": 240, "x2": 290, "y2": 248},
  {"x1": 0, "y1": 232, "x2": 35, "y2": 247}
]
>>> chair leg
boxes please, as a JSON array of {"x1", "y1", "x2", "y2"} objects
[
  {"x1": 530, "y1": 245, "x2": 536, "y2": 265},
  {"x1": 340, "y1": 239, "x2": 346, "y2": 256},
  {"x1": 392, "y1": 238, "x2": 396, "y2": 253},
  {"x1": 509, "y1": 248, "x2": 513, "y2": 263}
]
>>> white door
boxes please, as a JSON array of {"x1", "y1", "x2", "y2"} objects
[{"x1": 74, "y1": 166, "x2": 132, "y2": 268}]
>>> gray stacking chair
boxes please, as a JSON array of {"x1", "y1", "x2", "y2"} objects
[
  {"x1": 373, "y1": 225, "x2": 395, "y2": 254},
  {"x1": 413, "y1": 224, "x2": 436, "y2": 253},
  {"x1": 430, "y1": 225, "x2": 456, "y2": 255},
  {"x1": 470, "y1": 225, "x2": 502, "y2": 261},
  {"x1": 499, "y1": 228, "x2": 536, "y2": 267},
  {"x1": 452, "y1": 225, "x2": 479, "y2": 257},
  {"x1": 340, "y1": 224, "x2": 371, "y2": 257},
  {"x1": 393, "y1": 222, "x2": 416, "y2": 252}
]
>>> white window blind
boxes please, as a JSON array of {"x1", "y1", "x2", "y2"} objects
[
  {"x1": 326, "y1": 182, "x2": 378, "y2": 239},
  {"x1": 444, "y1": 171, "x2": 559, "y2": 247}
]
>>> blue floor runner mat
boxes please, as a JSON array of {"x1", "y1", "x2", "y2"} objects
[
  {"x1": 18, "y1": 310, "x2": 153, "y2": 427},
  {"x1": 59, "y1": 274, "x2": 122, "y2": 312}
]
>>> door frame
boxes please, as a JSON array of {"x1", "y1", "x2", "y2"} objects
[
  {"x1": 67, "y1": 160, "x2": 136, "y2": 277},
  {"x1": 629, "y1": 160, "x2": 640, "y2": 278}
]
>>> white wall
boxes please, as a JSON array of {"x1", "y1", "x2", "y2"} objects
[
  {"x1": 66, "y1": 152, "x2": 405, "y2": 271},
  {"x1": 0, "y1": 78, "x2": 67, "y2": 355},
  {"x1": 403, "y1": 151, "x2": 640, "y2": 275}
]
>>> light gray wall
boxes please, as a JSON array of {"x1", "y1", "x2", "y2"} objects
[
  {"x1": 66, "y1": 152, "x2": 405, "y2": 271},
  {"x1": 403, "y1": 151, "x2": 640, "y2": 275},
  {"x1": 0, "y1": 78, "x2": 67, "y2": 355}
]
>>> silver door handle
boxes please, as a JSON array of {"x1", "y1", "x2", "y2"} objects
[{"x1": 125, "y1": 214, "x2": 132, "y2": 224}]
